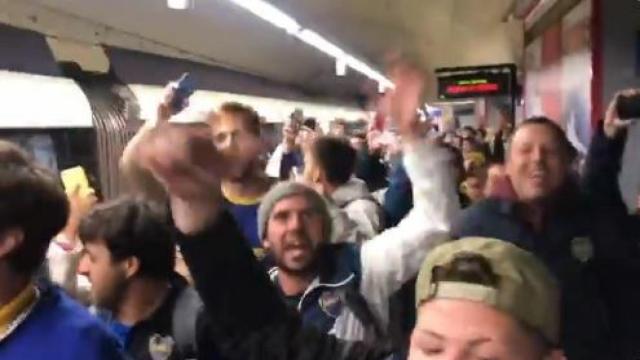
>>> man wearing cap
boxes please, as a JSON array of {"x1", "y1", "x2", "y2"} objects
[
  {"x1": 133, "y1": 65, "x2": 460, "y2": 350},
  {"x1": 141, "y1": 119, "x2": 457, "y2": 346},
  {"x1": 409, "y1": 237, "x2": 564, "y2": 360},
  {"x1": 138, "y1": 197, "x2": 565, "y2": 360},
  {"x1": 253, "y1": 139, "x2": 456, "y2": 343}
]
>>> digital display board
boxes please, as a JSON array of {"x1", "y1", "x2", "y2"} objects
[{"x1": 437, "y1": 71, "x2": 513, "y2": 100}]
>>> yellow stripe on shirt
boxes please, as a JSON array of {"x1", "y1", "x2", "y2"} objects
[
  {"x1": 0, "y1": 283, "x2": 37, "y2": 335},
  {"x1": 221, "y1": 186, "x2": 263, "y2": 206}
]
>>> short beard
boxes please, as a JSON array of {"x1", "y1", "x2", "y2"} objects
[
  {"x1": 229, "y1": 160, "x2": 260, "y2": 183},
  {"x1": 275, "y1": 256, "x2": 318, "y2": 278},
  {"x1": 94, "y1": 275, "x2": 129, "y2": 315},
  {"x1": 273, "y1": 233, "x2": 319, "y2": 277}
]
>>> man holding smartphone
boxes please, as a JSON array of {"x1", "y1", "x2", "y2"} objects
[
  {"x1": 453, "y1": 89, "x2": 640, "y2": 359},
  {"x1": 121, "y1": 77, "x2": 272, "y2": 254}
]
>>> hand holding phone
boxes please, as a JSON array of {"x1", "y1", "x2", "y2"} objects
[
  {"x1": 604, "y1": 89, "x2": 640, "y2": 138},
  {"x1": 169, "y1": 73, "x2": 196, "y2": 115},
  {"x1": 616, "y1": 93, "x2": 640, "y2": 120},
  {"x1": 60, "y1": 166, "x2": 94, "y2": 197}
]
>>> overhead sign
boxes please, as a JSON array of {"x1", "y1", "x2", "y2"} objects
[{"x1": 437, "y1": 73, "x2": 512, "y2": 100}]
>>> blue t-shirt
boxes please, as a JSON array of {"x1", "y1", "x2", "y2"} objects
[
  {"x1": 279, "y1": 151, "x2": 303, "y2": 180},
  {"x1": 224, "y1": 197, "x2": 261, "y2": 249},
  {"x1": 0, "y1": 285, "x2": 125, "y2": 359},
  {"x1": 109, "y1": 321, "x2": 133, "y2": 348}
]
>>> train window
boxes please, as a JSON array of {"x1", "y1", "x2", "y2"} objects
[{"x1": 0, "y1": 128, "x2": 100, "y2": 196}]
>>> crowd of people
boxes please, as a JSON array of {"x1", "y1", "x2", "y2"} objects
[{"x1": 1, "y1": 65, "x2": 640, "y2": 360}]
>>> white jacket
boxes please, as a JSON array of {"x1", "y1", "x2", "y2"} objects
[
  {"x1": 265, "y1": 143, "x2": 285, "y2": 178},
  {"x1": 46, "y1": 234, "x2": 91, "y2": 303},
  {"x1": 331, "y1": 140, "x2": 460, "y2": 342},
  {"x1": 266, "y1": 143, "x2": 301, "y2": 179}
]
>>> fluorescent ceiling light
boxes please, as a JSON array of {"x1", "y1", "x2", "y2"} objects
[
  {"x1": 335, "y1": 58, "x2": 347, "y2": 76},
  {"x1": 345, "y1": 56, "x2": 377, "y2": 79},
  {"x1": 228, "y1": 0, "x2": 301, "y2": 34},
  {"x1": 167, "y1": 0, "x2": 192, "y2": 10},
  {"x1": 346, "y1": 56, "x2": 394, "y2": 89},
  {"x1": 227, "y1": 0, "x2": 394, "y2": 90},
  {"x1": 297, "y1": 30, "x2": 344, "y2": 59}
]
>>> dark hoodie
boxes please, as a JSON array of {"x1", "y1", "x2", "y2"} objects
[{"x1": 452, "y1": 123, "x2": 640, "y2": 359}]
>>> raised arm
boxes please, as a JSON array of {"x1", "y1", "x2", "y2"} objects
[
  {"x1": 359, "y1": 140, "x2": 458, "y2": 304},
  {"x1": 129, "y1": 114, "x2": 389, "y2": 360},
  {"x1": 359, "y1": 63, "x2": 459, "y2": 317}
]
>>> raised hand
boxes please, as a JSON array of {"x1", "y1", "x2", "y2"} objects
[
  {"x1": 61, "y1": 186, "x2": 98, "y2": 242},
  {"x1": 156, "y1": 85, "x2": 176, "y2": 125},
  {"x1": 134, "y1": 116, "x2": 263, "y2": 234},
  {"x1": 604, "y1": 89, "x2": 640, "y2": 138},
  {"x1": 386, "y1": 61, "x2": 426, "y2": 139},
  {"x1": 134, "y1": 121, "x2": 225, "y2": 234},
  {"x1": 138, "y1": 122, "x2": 221, "y2": 197}
]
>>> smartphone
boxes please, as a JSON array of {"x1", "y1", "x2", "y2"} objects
[
  {"x1": 60, "y1": 166, "x2": 94, "y2": 197},
  {"x1": 170, "y1": 73, "x2": 196, "y2": 114},
  {"x1": 616, "y1": 94, "x2": 640, "y2": 120}
]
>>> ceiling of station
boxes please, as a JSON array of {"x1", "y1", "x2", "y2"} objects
[{"x1": 27, "y1": 0, "x2": 525, "y2": 100}]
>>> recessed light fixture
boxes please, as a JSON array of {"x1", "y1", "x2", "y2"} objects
[
  {"x1": 335, "y1": 58, "x2": 347, "y2": 77},
  {"x1": 227, "y1": 0, "x2": 393, "y2": 90},
  {"x1": 167, "y1": 0, "x2": 192, "y2": 10},
  {"x1": 228, "y1": 0, "x2": 300, "y2": 34}
]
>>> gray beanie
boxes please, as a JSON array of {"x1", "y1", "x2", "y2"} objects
[{"x1": 257, "y1": 181, "x2": 332, "y2": 241}]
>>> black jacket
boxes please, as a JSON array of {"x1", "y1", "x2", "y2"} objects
[
  {"x1": 176, "y1": 212, "x2": 392, "y2": 360},
  {"x1": 452, "y1": 124, "x2": 640, "y2": 360},
  {"x1": 354, "y1": 149, "x2": 388, "y2": 193},
  {"x1": 110, "y1": 274, "x2": 219, "y2": 360}
]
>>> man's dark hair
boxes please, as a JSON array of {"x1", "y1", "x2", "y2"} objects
[
  {"x1": 219, "y1": 102, "x2": 261, "y2": 136},
  {"x1": 433, "y1": 252, "x2": 554, "y2": 351},
  {"x1": 303, "y1": 118, "x2": 317, "y2": 131},
  {"x1": 432, "y1": 253, "x2": 499, "y2": 287},
  {"x1": 0, "y1": 140, "x2": 69, "y2": 274},
  {"x1": 310, "y1": 136, "x2": 357, "y2": 186},
  {"x1": 511, "y1": 116, "x2": 577, "y2": 161},
  {"x1": 0, "y1": 140, "x2": 31, "y2": 165},
  {"x1": 79, "y1": 197, "x2": 175, "y2": 280}
]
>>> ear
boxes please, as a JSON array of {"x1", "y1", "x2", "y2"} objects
[
  {"x1": 315, "y1": 168, "x2": 327, "y2": 185},
  {"x1": 261, "y1": 238, "x2": 271, "y2": 251},
  {"x1": 0, "y1": 228, "x2": 25, "y2": 258},
  {"x1": 123, "y1": 257, "x2": 141, "y2": 279}
]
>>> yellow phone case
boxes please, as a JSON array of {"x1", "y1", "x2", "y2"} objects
[{"x1": 60, "y1": 166, "x2": 94, "y2": 197}]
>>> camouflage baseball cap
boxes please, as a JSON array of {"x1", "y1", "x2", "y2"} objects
[{"x1": 415, "y1": 237, "x2": 561, "y2": 344}]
